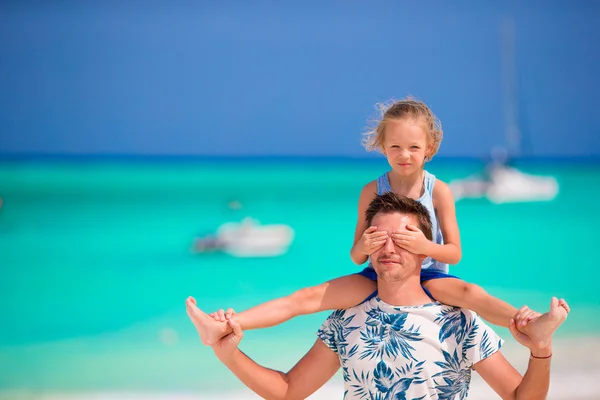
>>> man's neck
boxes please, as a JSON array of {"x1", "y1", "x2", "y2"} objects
[{"x1": 377, "y1": 275, "x2": 434, "y2": 307}]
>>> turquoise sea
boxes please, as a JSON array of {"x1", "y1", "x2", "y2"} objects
[{"x1": 0, "y1": 159, "x2": 599, "y2": 398}]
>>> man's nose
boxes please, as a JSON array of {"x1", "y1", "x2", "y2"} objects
[{"x1": 383, "y1": 235, "x2": 395, "y2": 253}]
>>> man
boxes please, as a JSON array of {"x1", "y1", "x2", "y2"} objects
[{"x1": 186, "y1": 192, "x2": 569, "y2": 399}]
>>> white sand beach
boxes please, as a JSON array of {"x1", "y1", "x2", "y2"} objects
[{"x1": 2, "y1": 337, "x2": 598, "y2": 400}]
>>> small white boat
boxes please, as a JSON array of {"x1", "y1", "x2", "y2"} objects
[
  {"x1": 485, "y1": 166, "x2": 558, "y2": 204},
  {"x1": 217, "y1": 218, "x2": 295, "y2": 258},
  {"x1": 450, "y1": 166, "x2": 559, "y2": 204},
  {"x1": 450, "y1": 20, "x2": 560, "y2": 205}
]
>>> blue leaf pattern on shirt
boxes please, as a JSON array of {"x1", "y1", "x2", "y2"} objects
[
  {"x1": 432, "y1": 349, "x2": 472, "y2": 399},
  {"x1": 360, "y1": 307, "x2": 423, "y2": 362},
  {"x1": 317, "y1": 301, "x2": 502, "y2": 399},
  {"x1": 435, "y1": 307, "x2": 467, "y2": 343},
  {"x1": 351, "y1": 360, "x2": 426, "y2": 400}
]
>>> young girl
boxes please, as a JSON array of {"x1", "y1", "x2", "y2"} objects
[{"x1": 191, "y1": 98, "x2": 556, "y2": 348}]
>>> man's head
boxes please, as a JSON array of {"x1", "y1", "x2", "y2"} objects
[{"x1": 365, "y1": 192, "x2": 433, "y2": 282}]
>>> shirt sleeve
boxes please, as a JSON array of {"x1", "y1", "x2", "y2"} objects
[
  {"x1": 464, "y1": 311, "x2": 505, "y2": 367},
  {"x1": 316, "y1": 311, "x2": 340, "y2": 354}
]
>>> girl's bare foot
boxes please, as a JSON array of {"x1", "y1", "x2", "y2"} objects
[
  {"x1": 518, "y1": 297, "x2": 570, "y2": 348},
  {"x1": 185, "y1": 296, "x2": 231, "y2": 346}
]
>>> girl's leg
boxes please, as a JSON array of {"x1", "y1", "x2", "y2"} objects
[
  {"x1": 423, "y1": 278, "x2": 569, "y2": 348},
  {"x1": 238, "y1": 274, "x2": 377, "y2": 329},
  {"x1": 189, "y1": 274, "x2": 377, "y2": 345},
  {"x1": 423, "y1": 278, "x2": 517, "y2": 327}
]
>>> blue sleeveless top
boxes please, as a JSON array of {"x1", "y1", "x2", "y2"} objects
[{"x1": 376, "y1": 170, "x2": 448, "y2": 273}]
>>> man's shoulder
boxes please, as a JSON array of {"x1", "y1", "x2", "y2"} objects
[
  {"x1": 454, "y1": 307, "x2": 487, "y2": 326},
  {"x1": 324, "y1": 301, "x2": 485, "y2": 327},
  {"x1": 317, "y1": 305, "x2": 367, "y2": 353},
  {"x1": 330, "y1": 300, "x2": 371, "y2": 320},
  {"x1": 430, "y1": 305, "x2": 487, "y2": 330},
  {"x1": 433, "y1": 305, "x2": 502, "y2": 344},
  {"x1": 434, "y1": 304, "x2": 480, "y2": 319},
  {"x1": 321, "y1": 298, "x2": 377, "y2": 330}
]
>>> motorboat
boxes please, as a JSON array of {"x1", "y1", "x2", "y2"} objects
[{"x1": 216, "y1": 218, "x2": 295, "y2": 257}]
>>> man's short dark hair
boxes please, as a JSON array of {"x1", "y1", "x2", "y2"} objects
[{"x1": 365, "y1": 192, "x2": 433, "y2": 241}]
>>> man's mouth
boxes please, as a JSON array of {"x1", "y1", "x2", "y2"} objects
[{"x1": 378, "y1": 258, "x2": 400, "y2": 265}]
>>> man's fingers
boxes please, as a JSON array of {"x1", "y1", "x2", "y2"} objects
[
  {"x1": 518, "y1": 309, "x2": 538, "y2": 327},
  {"x1": 217, "y1": 309, "x2": 226, "y2": 322},
  {"x1": 525, "y1": 311, "x2": 541, "y2": 321},
  {"x1": 522, "y1": 308, "x2": 537, "y2": 320},
  {"x1": 509, "y1": 319, "x2": 521, "y2": 338},
  {"x1": 514, "y1": 306, "x2": 532, "y2": 327},
  {"x1": 514, "y1": 305, "x2": 530, "y2": 321},
  {"x1": 228, "y1": 318, "x2": 243, "y2": 339},
  {"x1": 509, "y1": 319, "x2": 529, "y2": 344},
  {"x1": 508, "y1": 319, "x2": 518, "y2": 336}
]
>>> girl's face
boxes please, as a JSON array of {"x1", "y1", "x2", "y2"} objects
[{"x1": 382, "y1": 118, "x2": 429, "y2": 176}]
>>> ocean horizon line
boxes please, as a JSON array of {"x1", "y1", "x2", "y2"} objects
[{"x1": 2, "y1": 153, "x2": 600, "y2": 165}]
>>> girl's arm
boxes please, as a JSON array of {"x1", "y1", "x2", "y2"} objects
[
  {"x1": 350, "y1": 181, "x2": 378, "y2": 265},
  {"x1": 430, "y1": 179, "x2": 462, "y2": 265}
]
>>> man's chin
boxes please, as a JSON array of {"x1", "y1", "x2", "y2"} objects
[
  {"x1": 374, "y1": 266, "x2": 401, "y2": 279},
  {"x1": 378, "y1": 272, "x2": 405, "y2": 283}
]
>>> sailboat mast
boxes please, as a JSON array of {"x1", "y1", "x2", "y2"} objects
[{"x1": 501, "y1": 15, "x2": 521, "y2": 158}]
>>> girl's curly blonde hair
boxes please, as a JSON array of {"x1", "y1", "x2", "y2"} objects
[{"x1": 362, "y1": 97, "x2": 443, "y2": 162}]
